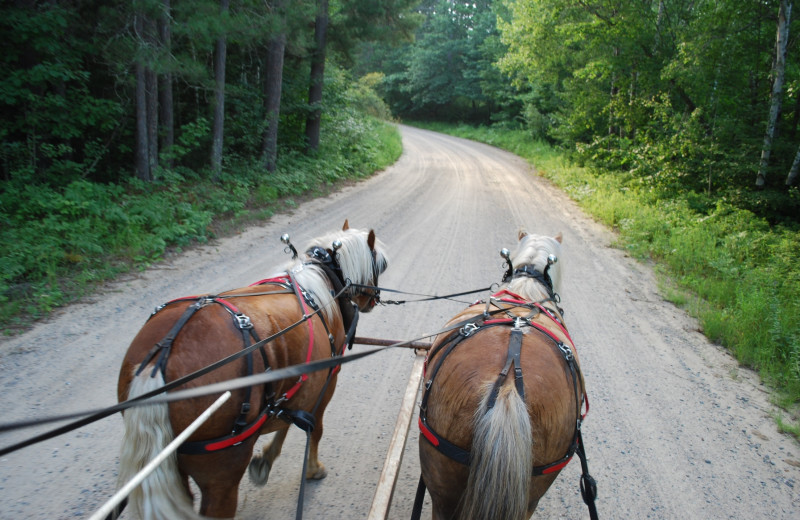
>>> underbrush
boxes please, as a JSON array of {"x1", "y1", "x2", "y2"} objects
[
  {"x1": 0, "y1": 118, "x2": 401, "y2": 334},
  {"x1": 413, "y1": 122, "x2": 800, "y2": 434}
]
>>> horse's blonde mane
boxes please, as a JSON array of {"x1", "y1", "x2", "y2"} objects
[
  {"x1": 284, "y1": 227, "x2": 388, "y2": 321},
  {"x1": 505, "y1": 231, "x2": 563, "y2": 302}
]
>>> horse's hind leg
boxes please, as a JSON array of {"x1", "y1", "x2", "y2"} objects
[
  {"x1": 305, "y1": 383, "x2": 337, "y2": 480},
  {"x1": 249, "y1": 427, "x2": 289, "y2": 486},
  {"x1": 305, "y1": 420, "x2": 328, "y2": 480},
  {"x1": 181, "y1": 443, "x2": 254, "y2": 519}
]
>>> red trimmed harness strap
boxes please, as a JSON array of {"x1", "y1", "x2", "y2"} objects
[
  {"x1": 418, "y1": 301, "x2": 588, "y2": 477},
  {"x1": 141, "y1": 275, "x2": 333, "y2": 456}
]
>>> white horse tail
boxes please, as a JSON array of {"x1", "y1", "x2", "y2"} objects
[
  {"x1": 118, "y1": 369, "x2": 201, "y2": 520},
  {"x1": 460, "y1": 382, "x2": 532, "y2": 520}
]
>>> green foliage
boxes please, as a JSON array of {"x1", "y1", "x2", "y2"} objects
[
  {"x1": 418, "y1": 122, "x2": 800, "y2": 424},
  {"x1": 492, "y1": 0, "x2": 798, "y2": 220},
  {"x1": 1, "y1": 2, "x2": 125, "y2": 185},
  {"x1": 0, "y1": 117, "x2": 400, "y2": 333},
  {"x1": 359, "y1": 0, "x2": 512, "y2": 123}
]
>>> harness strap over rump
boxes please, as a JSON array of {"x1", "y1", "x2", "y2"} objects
[
  {"x1": 418, "y1": 307, "x2": 586, "y2": 476},
  {"x1": 136, "y1": 276, "x2": 329, "y2": 455},
  {"x1": 486, "y1": 326, "x2": 525, "y2": 408}
]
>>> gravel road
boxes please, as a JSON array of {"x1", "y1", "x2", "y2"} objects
[{"x1": 1, "y1": 125, "x2": 798, "y2": 519}]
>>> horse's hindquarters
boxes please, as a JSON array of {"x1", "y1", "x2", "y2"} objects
[
  {"x1": 117, "y1": 291, "x2": 346, "y2": 518},
  {"x1": 420, "y1": 320, "x2": 581, "y2": 520}
]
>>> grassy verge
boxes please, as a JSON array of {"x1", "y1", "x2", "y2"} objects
[
  {"x1": 0, "y1": 118, "x2": 402, "y2": 335},
  {"x1": 413, "y1": 121, "x2": 800, "y2": 436}
]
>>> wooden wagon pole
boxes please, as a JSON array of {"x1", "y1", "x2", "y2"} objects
[
  {"x1": 354, "y1": 336, "x2": 431, "y2": 350},
  {"x1": 364, "y1": 342, "x2": 427, "y2": 520}
]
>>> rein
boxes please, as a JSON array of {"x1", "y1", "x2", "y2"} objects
[
  {"x1": 0, "y1": 280, "x2": 350, "y2": 457},
  {"x1": 348, "y1": 283, "x2": 494, "y2": 305}
]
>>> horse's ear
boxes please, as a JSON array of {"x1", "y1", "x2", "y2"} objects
[
  {"x1": 368, "y1": 229, "x2": 376, "y2": 250},
  {"x1": 554, "y1": 232, "x2": 563, "y2": 244},
  {"x1": 518, "y1": 229, "x2": 528, "y2": 240},
  {"x1": 342, "y1": 219, "x2": 350, "y2": 231}
]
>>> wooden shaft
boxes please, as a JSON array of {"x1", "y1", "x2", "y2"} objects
[{"x1": 354, "y1": 336, "x2": 431, "y2": 350}]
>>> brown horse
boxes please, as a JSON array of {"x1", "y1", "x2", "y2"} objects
[
  {"x1": 417, "y1": 231, "x2": 588, "y2": 520},
  {"x1": 116, "y1": 221, "x2": 388, "y2": 519}
]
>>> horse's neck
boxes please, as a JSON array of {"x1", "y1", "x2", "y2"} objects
[
  {"x1": 505, "y1": 279, "x2": 552, "y2": 303},
  {"x1": 290, "y1": 264, "x2": 337, "y2": 323}
]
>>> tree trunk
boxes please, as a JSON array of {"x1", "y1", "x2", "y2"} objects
[
  {"x1": 134, "y1": 13, "x2": 151, "y2": 182},
  {"x1": 211, "y1": 0, "x2": 229, "y2": 180},
  {"x1": 261, "y1": 30, "x2": 286, "y2": 172},
  {"x1": 146, "y1": 66, "x2": 158, "y2": 179},
  {"x1": 159, "y1": 0, "x2": 174, "y2": 169},
  {"x1": 305, "y1": 0, "x2": 329, "y2": 153},
  {"x1": 786, "y1": 144, "x2": 800, "y2": 185},
  {"x1": 756, "y1": 0, "x2": 791, "y2": 187}
]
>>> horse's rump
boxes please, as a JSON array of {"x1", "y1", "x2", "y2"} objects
[
  {"x1": 420, "y1": 307, "x2": 582, "y2": 520},
  {"x1": 116, "y1": 222, "x2": 388, "y2": 519}
]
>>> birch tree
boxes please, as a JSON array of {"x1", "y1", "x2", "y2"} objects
[{"x1": 756, "y1": 0, "x2": 791, "y2": 188}]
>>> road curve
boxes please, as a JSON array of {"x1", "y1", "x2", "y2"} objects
[{"x1": 0, "y1": 125, "x2": 797, "y2": 519}]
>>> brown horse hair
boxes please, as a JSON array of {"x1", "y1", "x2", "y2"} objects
[{"x1": 460, "y1": 381, "x2": 533, "y2": 520}]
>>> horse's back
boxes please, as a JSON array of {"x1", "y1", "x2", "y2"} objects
[{"x1": 118, "y1": 287, "x2": 342, "y2": 443}]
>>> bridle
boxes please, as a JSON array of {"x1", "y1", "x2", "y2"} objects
[
  {"x1": 501, "y1": 247, "x2": 558, "y2": 299},
  {"x1": 304, "y1": 243, "x2": 382, "y2": 310}
]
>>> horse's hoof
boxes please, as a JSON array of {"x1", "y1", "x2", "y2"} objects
[
  {"x1": 306, "y1": 464, "x2": 327, "y2": 480},
  {"x1": 248, "y1": 457, "x2": 271, "y2": 487}
]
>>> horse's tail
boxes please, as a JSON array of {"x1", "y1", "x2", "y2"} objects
[
  {"x1": 118, "y1": 369, "x2": 201, "y2": 520},
  {"x1": 460, "y1": 382, "x2": 532, "y2": 520}
]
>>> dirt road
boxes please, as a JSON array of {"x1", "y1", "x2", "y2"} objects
[{"x1": 1, "y1": 125, "x2": 798, "y2": 519}]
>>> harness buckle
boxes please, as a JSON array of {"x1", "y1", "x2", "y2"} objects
[
  {"x1": 460, "y1": 322, "x2": 479, "y2": 337},
  {"x1": 299, "y1": 286, "x2": 319, "y2": 310},
  {"x1": 235, "y1": 313, "x2": 253, "y2": 330},
  {"x1": 558, "y1": 341, "x2": 574, "y2": 361}
]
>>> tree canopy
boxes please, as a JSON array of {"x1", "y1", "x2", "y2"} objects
[{"x1": 367, "y1": 0, "x2": 799, "y2": 221}]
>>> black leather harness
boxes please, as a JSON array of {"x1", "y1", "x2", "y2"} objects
[
  {"x1": 134, "y1": 247, "x2": 365, "y2": 456},
  {"x1": 417, "y1": 298, "x2": 585, "y2": 476},
  {"x1": 411, "y1": 278, "x2": 598, "y2": 520}
]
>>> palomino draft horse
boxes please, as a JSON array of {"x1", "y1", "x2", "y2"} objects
[
  {"x1": 417, "y1": 231, "x2": 594, "y2": 520},
  {"x1": 117, "y1": 221, "x2": 388, "y2": 519}
]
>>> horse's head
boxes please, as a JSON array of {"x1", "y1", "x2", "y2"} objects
[
  {"x1": 309, "y1": 220, "x2": 389, "y2": 313},
  {"x1": 504, "y1": 230, "x2": 563, "y2": 303}
]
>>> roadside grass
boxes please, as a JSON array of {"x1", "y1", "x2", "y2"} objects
[
  {"x1": 0, "y1": 118, "x2": 401, "y2": 335},
  {"x1": 413, "y1": 121, "x2": 800, "y2": 435}
]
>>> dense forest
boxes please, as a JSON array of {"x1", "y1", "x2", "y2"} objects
[
  {"x1": 362, "y1": 0, "x2": 799, "y2": 221},
  {"x1": 2, "y1": 1, "x2": 799, "y2": 405},
  {"x1": 0, "y1": 0, "x2": 417, "y2": 326},
  {"x1": 358, "y1": 0, "x2": 799, "y2": 416}
]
